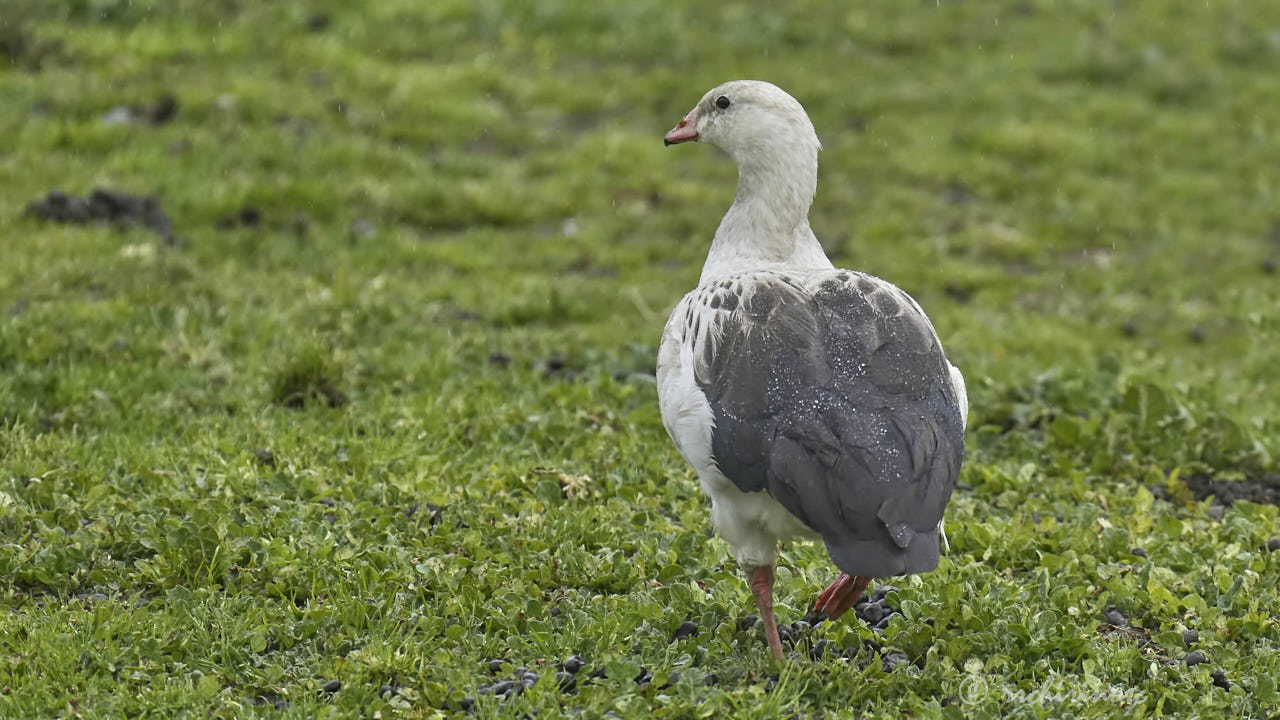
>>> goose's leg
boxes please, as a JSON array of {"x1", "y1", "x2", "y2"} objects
[
  {"x1": 813, "y1": 573, "x2": 870, "y2": 621},
  {"x1": 747, "y1": 565, "x2": 784, "y2": 659}
]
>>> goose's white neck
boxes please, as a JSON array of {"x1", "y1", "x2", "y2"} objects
[{"x1": 699, "y1": 142, "x2": 832, "y2": 282}]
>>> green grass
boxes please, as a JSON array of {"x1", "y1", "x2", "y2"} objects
[{"x1": 2, "y1": 0, "x2": 1279, "y2": 717}]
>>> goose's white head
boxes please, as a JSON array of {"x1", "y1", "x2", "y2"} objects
[
  {"x1": 663, "y1": 80, "x2": 820, "y2": 168},
  {"x1": 665, "y1": 81, "x2": 823, "y2": 261}
]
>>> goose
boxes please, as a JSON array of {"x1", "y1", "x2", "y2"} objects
[{"x1": 656, "y1": 80, "x2": 968, "y2": 659}]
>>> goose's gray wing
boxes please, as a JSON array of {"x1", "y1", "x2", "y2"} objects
[{"x1": 695, "y1": 271, "x2": 964, "y2": 577}]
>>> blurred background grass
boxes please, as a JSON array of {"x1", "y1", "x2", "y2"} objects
[{"x1": 3, "y1": 1, "x2": 1277, "y2": 430}]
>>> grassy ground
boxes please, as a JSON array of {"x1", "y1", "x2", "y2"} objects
[{"x1": 2, "y1": 0, "x2": 1279, "y2": 717}]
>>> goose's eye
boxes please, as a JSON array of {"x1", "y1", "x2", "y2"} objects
[{"x1": 715, "y1": 96, "x2": 731, "y2": 109}]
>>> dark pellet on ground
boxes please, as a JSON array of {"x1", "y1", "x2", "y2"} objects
[
  {"x1": 882, "y1": 652, "x2": 910, "y2": 672},
  {"x1": 563, "y1": 655, "x2": 584, "y2": 673},
  {"x1": 871, "y1": 585, "x2": 898, "y2": 602},
  {"x1": 319, "y1": 679, "x2": 340, "y2": 694},
  {"x1": 944, "y1": 282, "x2": 973, "y2": 304},
  {"x1": 661, "y1": 671, "x2": 681, "y2": 689},
  {"x1": 1265, "y1": 538, "x2": 1280, "y2": 552},
  {"x1": 777, "y1": 624, "x2": 794, "y2": 644},
  {"x1": 791, "y1": 620, "x2": 810, "y2": 634},
  {"x1": 873, "y1": 617, "x2": 891, "y2": 631},
  {"x1": 633, "y1": 668, "x2": 652, "y2": 685},
  {"x1": 27, "y1": 188, "x2": 175, "y2": 241},
  {"x1": 1131, "y1": 547, "x2": 1148, "y2": 558},
  {"x1": 306, "y1": 13, "x2": 331, "y2": 31},
  {"x1": 556, "y1": 671, "x2": 576, "y2": 691},
  {"x1": 1263, "y1": 258, "x2": 1278, "y2": 274},
  {"x1": 489, "y1": 352, "x2": 512, "y2": 367},
  {"x1": 1103, "y1": 607, "x2": 1127, "y2": 626},
  {"x1": 704, "y1": 672, "x2": 719, "y2": 686},
  {"x1": 254, "y1": 447, "x2": 275, "y2": 466},
  {"x1": 810, "y1": 639, "x2": 829, "y2": 661},
  {"x1": 491, "y1": 680, "x2": 516, "y2": 696},
  {"x1": 802, "y1": 609, "x2": 827, "y2": 626},
  {"x1": 860, "y1": 603, "x2": 884, "y2": 624},
  {"x1": 588, "y1": 667, "x2": 607, "y2": 680},
  {"x1": 423, "y1": 503, "x2": 443, "y2": 526},
  {"x1": 249, "y1": 692, "x2": 288, "y2": 710},
  {"x1": 459, "y1": 695, "x2": 475, "y2": 710},
  {"x1": 1184, "y1": 473, "x2": 1280, "y2": 507},
  {"x1": 1121, "y1": 319, "x2": 1139, "y2": 337},
  {"x1": 1181, "y1": 629, "x2": 1199, "y2": 646},
  {"x1": 737, "y1": 615, "x2": 758, "y2": 631},
  {"x1": 488, "y1": 659, "x2": 507, "y2": 673},
  {"x1": 514, "y1": 666, "x2": 527, "y2": 678},
  {"x1": 379, "y1": 684, "x2": 398, "y2": 699},
  {"x1": 29, "y1": 190, "x2": 90, "y2": 223},
  {"x1": 148, "y1": 95, "x2": 178, "y2": 124},
  {"x1": 1211, "y1": 669, "x2": 1230, "y2": 690},
  {"x1": 219, "y1": 206, "x2": 265, "y2": 231},
  {"x1": 1185, "y1": 651, "x2": 1207, "y2": 666},
  {"x1": 671, "y1": 620, "x2": 699, "y2": 641},
  {"x1": 1207, "y1": 504, "x2": 1226, "y2": 521},
  {"x1": 1188, "y1": 326, "x2": 1205, "y2": 343},
  {"x1": 549, "y1": 606, "x2": 562, "y2": 617}
]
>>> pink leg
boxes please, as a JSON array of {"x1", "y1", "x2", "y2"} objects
[
  {"x1": 813, "y1": 573, "x2": 870, "y2": 621},
  {"x1": 748, "y1": 566, "x2": 784, "y2": 660},
  {"x1": 813, "y1": 573, "x2": 854, "y2": 610}
]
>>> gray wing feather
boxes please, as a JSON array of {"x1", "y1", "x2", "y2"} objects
[{"x1": 694, "y1": 273, "x2": 964, "y2": 578}]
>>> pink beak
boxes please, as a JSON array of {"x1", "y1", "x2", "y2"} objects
[{"x1": 664, "y1": 110, "x2": 699, "y2": 146}]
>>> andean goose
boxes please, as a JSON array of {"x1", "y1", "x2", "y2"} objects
[{"x1": 656, "y1": 80, "x2": 968, "y2": 659}]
